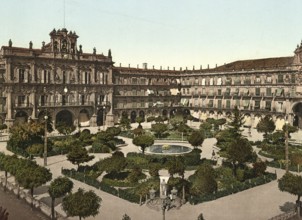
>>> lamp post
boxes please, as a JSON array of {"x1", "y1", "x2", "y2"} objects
[
  {"x1": 161, "y1": 196, "x2": 171, "y2": 220},
  {"x1": 285, "y1": 120, "x2": 289, "y2": 172},
  {"x1": 43, "y1": 115, "x2": 48, "y2": 166},
  {"x1": 103, "y1": 105, "x2": 106, "y2": 130}
]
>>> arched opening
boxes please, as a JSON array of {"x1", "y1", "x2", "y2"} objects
[
  {"x1": 14, "y1": 111, "x2": 28, "y2": 125},
  {"x1": 293, "y1": 102, "x2": 302, "y2": 129},
  {"x1": 56, "y1": 110, "x2": 73, "y2": 128},
  {"x1": 162, "y1": 109, "x2": 168, "y2": 117},
  {"x1": 97, "y1": 109, "x2": 105, "y2": 126},
  {"x1": 169, "y1": 109, "x2": 176, "y2": 118},
  {"x1": 244, "y1": 113, "x2": 252, "y2": 127},
  {"x1": 130, "y1": 111, "x2": 137, "y2": 123},
  {"x1": 293, "y1": 115, "x2": 299, "y2": 127},
  {"x1": 79, "y1": 109, "x2": 90, "y2": 127},
  {"x1": 139, "y1": 110, "x2": 145, "y2": 121},
  {"x1": 275, "y1": 115, "x2": 285, "y2": 131}
]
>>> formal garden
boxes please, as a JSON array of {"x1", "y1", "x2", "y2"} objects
[{"x1": 2, "y1": 107, "x2": 302, "y2": 219}]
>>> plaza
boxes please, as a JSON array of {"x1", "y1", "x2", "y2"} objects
[{"x1": 0, "y1": 121, "x2": 300, "y2": 220}]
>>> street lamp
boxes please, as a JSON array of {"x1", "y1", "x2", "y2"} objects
[
  {"x1": 285, "y1": 120, "x2": 289, "y2": 172},
  {"x1": 103, "y1": 105, "x2": 106, "y2": 130},
  {"x1": 43, "y1": 115, "x2": 48, "y2": 166}
]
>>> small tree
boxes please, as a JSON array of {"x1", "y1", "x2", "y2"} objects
[
  {"x1": 256, "y1": 116, "x2": 276, "y2": 140},
  {"x1": 62, "y1": 188, "x2": 101, "y2": 220},
  {"x1": 227, "y1": 106, "x2": 245, "y2": 139},
  {"x1": 188, "y1": 130, "x2": 205, "y2": 148},
  {"x1": 252, "y1": 160, "x2": 267, "y2": 176},
  {"x1": 48, "y1": 177, "x2": 74, "y2": 220},
  {"x1": 132, "y1": 134, "x2": 154, "y2": 154},
  {"x1": 226, "y1": 138, "x2": 253, "y2": 177},
  {"x1": 167, "y1": 156, "x2": 185, "y2": 178},
  {"x1": 56, "y1": 122, "x2": 76, "y2": 136},
  {"x1": 278, "y1": 172, "x2": 302, "y2": 203},
  {"x1": 119, "y1": 116, "x2": 131, "y2": 131},
  {"x1": 136, "y1": 116, "x2": 144, "y2": 128},
  {"x1": 151, "y1": 123, "x2": 168, "y2": 138},
  {"x1": 67, "y1": 145, "x2": 94, "y2": 171},
  {"x1": 16, "y1": 162, "x2": 52, "y2": 207},
  {"x1": 191, "y1": 163, "x2": 217, "y2": 195}
]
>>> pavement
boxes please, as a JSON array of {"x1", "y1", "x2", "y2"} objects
[{"x1": 0, "y1": 123, "x2": 301, "y2": 220}]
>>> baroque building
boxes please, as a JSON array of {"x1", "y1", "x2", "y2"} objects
[{"x1": 1, "y1": 29, "x2": 302, "y2": 129}]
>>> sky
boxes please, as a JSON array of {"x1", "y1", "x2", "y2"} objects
[{"x1": 1, "y1": 0, "x2": 302, "y2": 70}]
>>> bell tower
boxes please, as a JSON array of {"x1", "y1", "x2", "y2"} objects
[{"x1": 49, "y1": 28, "x2": 78, "y2": 54}]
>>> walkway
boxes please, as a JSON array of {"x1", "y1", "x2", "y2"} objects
[{"x1": 0, "y1": 125, "x2": 301, "y2": 220}]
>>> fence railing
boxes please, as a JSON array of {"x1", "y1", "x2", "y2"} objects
[{"x1": 0, "y1": 176, "x2": 67, "y2": 219}]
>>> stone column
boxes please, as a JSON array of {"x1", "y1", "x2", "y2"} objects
[
  {"x1": 31, "y1": 91, "x2": 37, "y2": 120},
  {"x1": 5, "y1": 88, "x2": 14, "y2": 127}
]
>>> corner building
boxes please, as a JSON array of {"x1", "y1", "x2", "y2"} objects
[{"x1": 1, "y1": 29, "x2": 302, "y2": 130}]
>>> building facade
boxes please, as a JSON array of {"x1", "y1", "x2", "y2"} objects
[{"x1": 1, "y1": 29, "x2": 302, "y2": 129}]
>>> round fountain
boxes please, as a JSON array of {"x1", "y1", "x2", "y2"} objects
[{"x1": 145, "y1": 144, "x2": 192, "y2": 155}]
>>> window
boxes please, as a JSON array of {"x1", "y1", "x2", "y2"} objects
[
  {"x1": 208, "y1": 88, "x2": 214, "y2": 96},
  {"x1": 275, "y1": 88, "x2": 284, "y2": 97},
  {"x1": 218, "y1": 100, "x2": 222, "y2": 109},
  {"x1": 266, "y1": 76, "x2": 272, "y2": 83},
  {"x1": 81, "y1": 95, "x2": 85, "y2": 105},
  {"x1": 226, "y1": 100, "x2": 231, "y2": 108},
  {"x1": 202, "y1": 88, "x2": 206, "y2": 95},
  {"x1": 208, "y1": 100, "x2": 213, "y2": 108},
  {"x1": 19, "y1": 69, "x2": 25, "y2": 83},
  {"x1": 141, "y1": 78, "x2": 146, "y2": 84},
  {"x1": 18, "y1": 96, "x2": 26, "y2": 106},
  {"x1": 132, "y1": 78, "x2": 137, "y2": 84},
  {"x1": 194, "y1": 78, "x2": 199, "y2": 85},
  {"x1": 278, "y1": 74, "x2": 283, "y2": 83},
  {"x1": 41, "y1": 95, "x2": 46, "y2": 106},
  {"x1": 132, "y1": 90, "x2": 137, "y2": 96},
  {"x1": 233, "y1": 88, "x2": 239, "y2": 96},
  {"x1": 201, "y1": 78, "x2": 206, "y2": 86},
  {"x1": 217, "y1": 77, "x2": 222, "y2": 86},
  {"x1": 217, "y1": 89, "x2": 222, "y2": 96},
  {"x1": 255, "y1": 88, "x2": 260, "y2": 96},
  {"x1": 225, "y1": 77, "x2": 232, "y2": 85},
  {"x1": 265, "y1": 101, "x2": 271, "y2": 110},
  {"x1": 254, "y1": 100, "x2": 260, "y2": 109},
  {"x1": 266, "y1": 88, "x2": 272, "y2": 96},
  {"x1": 255, "y1": 76, "x2": 261, "y2": 84},
  {"x1": 234, "y1": 77, "x2": 241, "y2": 85},
  {"x1": 209, "y1": 78, "x2": 214, "y2": 85},
  {"x1": 244, "y1": 76, "x2": 251, "y2": 85},
  {"x1": 225, "y1": 88, "x2": 230, "y2": 96},
  {"x1": 194, "y1": 98, "x2": 199, "y2": 107},
  {"x1": 291, "y1": 75, "x2": 296, "y2": 83},
  {"x1": 243, "y1": 100, "x2": 250, "y2": 109}
]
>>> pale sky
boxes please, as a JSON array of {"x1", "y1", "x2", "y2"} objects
[{"x1": 1, "y1": 0, "x2": 302, "y2": 70}]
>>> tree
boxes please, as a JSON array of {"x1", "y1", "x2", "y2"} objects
[
  {"x1": 188, "y1": 130, "x2": 205, "y2": 148},
  {"x1": 256, "y1": 116, "x2": 276, "y2": 140},
  {"x1": 7, "y1": 121, "x2": 44, "y2": 156},
  {"x1": 48, "y1": 176, "x2": 74, "y2": 220},
  {"x1": 227, "y1": 106, "x2": 245, "y2": 139},
  {"x1": 100, "y1": 152, "x2": 127, "y2": 175},
  {"x1": 278, "y1": 172, "x2": 302, "y2": 203},
  {"x1": 190, "y1": 163, "x2": 217, "y2": 196},
  {"x1": 132, "y1": 134, "x2": 154, "y2": 154},
  {"x1": 56, "y1": 122, "x2": 76, "y2": 136},
  {"x1": 151, "y1": 123, "x2": 168, "y2": 138},
  {"x1": 136, "y1": 116, "x2": 144, "y2": 128},
  {"x1": 226, "y1": 138, "x2": 253, "y2": 177},
  {"x1": 15, "y1": 162, "x2": 52, "y2": 207},
  {"x1": 62, "y1": 188, "x2": 101, "y2": 220},
  {"x1": 167, "y1": 156, "x2": 185, "y2": 178},
  {"x1": 106, "y1": 126, "x2": 121, "y2": 137},
  {"x1": 67, "y1": 145, "x2": 94, "y2": 171},
  {"x1": 119, "y1": 116, "x2": 131, "y2": 131},
  {"x1": 252, "y1": 160, "x2": 267, "y2": 176}
]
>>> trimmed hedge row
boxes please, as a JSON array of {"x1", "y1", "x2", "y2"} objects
[
  {"x1": 188, "y1": 172, "x2": 277, "y2": 205},
  {"x1": 267, "y1": 160, "x2": 301, "y2": 173},
  {"x1": 62, "y1": 169, "x2": 140, "y2": 204}
]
